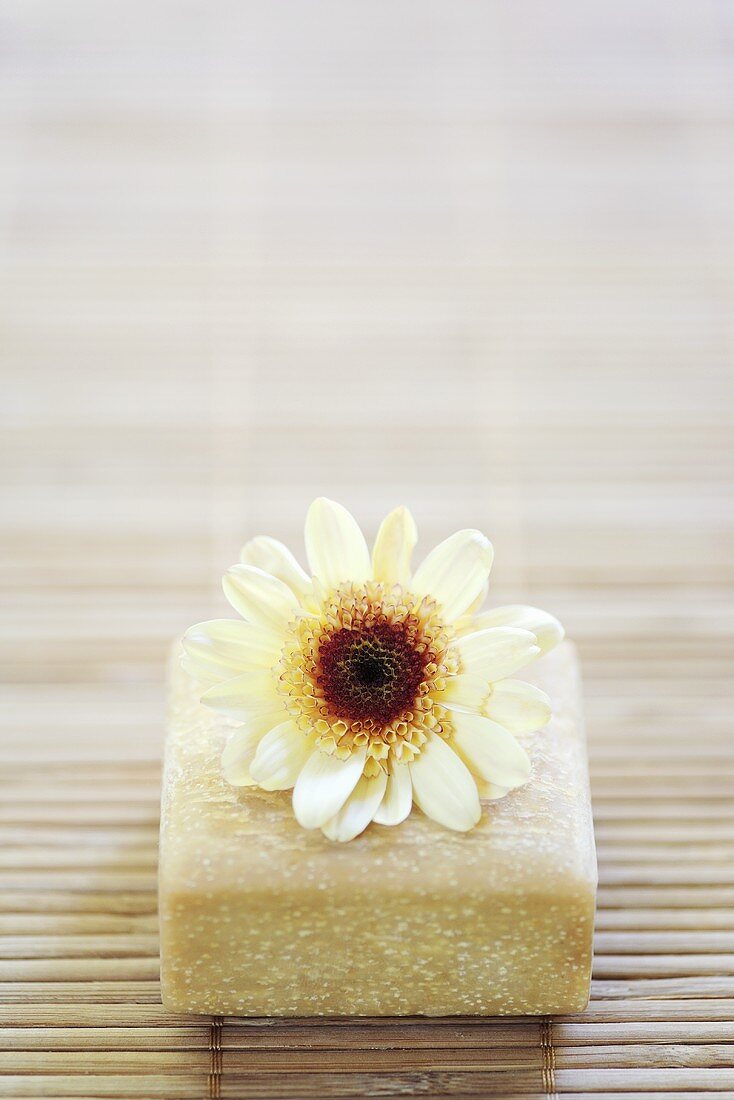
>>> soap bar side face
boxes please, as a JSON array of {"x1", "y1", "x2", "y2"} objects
[
  {"x1": 161, "y1": 881, "x2": 594, "y2": 1016},
  {"x1": 159, "y1": 641, "x2": 596, "y2": 1016}
]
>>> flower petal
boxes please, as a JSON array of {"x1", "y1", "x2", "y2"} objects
[
  {"x1": 321, "y1": 770, "x2": 388, "y2": 842},
  {"x1": 439, "y1": 673, "x2": 489, "y2": 713},
  {"x1": 469, "y1": 605, "x2": 564, "y2": 656},
  {"x1": 476, "y1": 778, "x2": 511, "y2": 801},
  {"x1": 239, "y1": 536, "x2": 311, "y2": 600},
  {"x1": 200, "y1": 670, "x2": 283, "y2": 722},
  {"x1": 485, "y1": 679, "x2": 552, "y2": 733},
  {"x1": 371, "y1": 506, "x2": 418, "y2": 586},
  {"x1": 455, "y1": 627, "x2": 540, "y2": 682},
  {"x1": 223, "y1": 564, "x2": 299, "y2": 632},
  {"x1": 292, "y1": 745, "x2": 368, "y2": 829},
  {"x1": 409, "y1": 732, "x2": 481, "y2": 832},
  {"x1": 181, "y1": 619, "x2": 282, "y2": 685},
  {"x1": 221, "y1": 726, "x2": 266, "y2": 787},
  {"x1": 373, "y1": 761, "x2": 413, "y2": 826},
  {"x1": 410, "y1": 529, "x2": 493, "y2": 622},
  {"x1": 451, "y1": 711, "x2": 531, "y2": 789},
  {"x1": 249, "y1": 720, "x2": 315, "y2": 791},
  {"x1": 304, "y1": 497, "x2": 371, "y2": 590},
  {"x1": 464, "y1": 579, "x2": 489, "y2": 617}
]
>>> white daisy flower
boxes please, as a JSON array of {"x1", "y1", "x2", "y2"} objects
[{"x1": 182, "y1": 498, "x2": 564, "y2": 842}]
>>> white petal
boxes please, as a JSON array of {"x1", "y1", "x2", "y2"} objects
[
  {"x1": 181, "y1": 619, "x2": 281, "y2": 685},
  {"x1": 485, "y1": 679, "x2": 552, "y2": 733},
  {"x1": 249, "y1": 720, "x2": 315, "y2": 791},
  {"x1": 221, "y1": 726, "x2": 266, "y2": 787},
  {"x1": 439, "y1": 673, "x2": 489, "y2": 713},
  {"x1": 464, "y1": 579, "x2": 489, "y2": 617},
  {"x1": 321, "y1": 770, "x2": 388, "y2": 842},
  {"x1": 371, "y1": 506, "x2": 418, "y2": 586},
  {"x1": 223, "y1": 565, "x2": 299, "y2": 632},
  {"x1": 409, "y1": 733, "x2": 481, "y2": 832},
  {"x1": 239, "y1": 536, "x2": 311, "y2": 600},
  {"x1": 451, "y1": 711, "x2": 531, "y2": 789},
  {"x1": 411, "y1": 530, "x2": 493, "y2": 622},
  {"x1": 200, "y1": 670, "x2": 283, "y2": 722},
  {"x1": 373, "y1": 761, "x2": 413, "y2": 826},
  {"x1": 476, "y1": 778, "x2": 511, "y2": 801},
  {"x1": 304, "y1": 497, "x2": 371, "y2": 590},
  {"x1": 469, "y1": 605, "x2": 564, "y2": 656},
  {"x1": 455, "y1": 627, "x2": 540, "y2": 682},
  {"x1": 292, "y1": 746, "x2": 367, "y2": 829}
]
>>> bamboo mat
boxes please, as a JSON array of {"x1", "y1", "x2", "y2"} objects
[{"x1": 2, "y1": 0, "x2": 734, "y2": 1096}]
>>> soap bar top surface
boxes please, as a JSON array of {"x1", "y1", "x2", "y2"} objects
[
  {"x1": 162, "y1": 641, "x2": 593, "y2": 893},
  {"x1": 160, "y1": 641, "x2": 596, "y2": 1015}
]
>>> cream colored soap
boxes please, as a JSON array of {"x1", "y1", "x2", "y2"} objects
[{"x1": 159, "y1": 641, "x2": 596, "y2": 1016}]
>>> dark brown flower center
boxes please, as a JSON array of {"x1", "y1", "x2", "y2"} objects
[{"x1": 316, "y1": 622, "x2": 428, "y2": 725}]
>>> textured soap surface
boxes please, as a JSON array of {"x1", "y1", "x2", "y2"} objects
[{"x1": 159, "y1": 641, "x2": 596, "y2": 1016}]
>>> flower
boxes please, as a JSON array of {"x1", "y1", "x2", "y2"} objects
[{"x1": 182, "y1": 498, "x2": 564, "y2": 842}]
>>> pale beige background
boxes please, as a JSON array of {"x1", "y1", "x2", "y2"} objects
[
  {"x1": 3, "y1": 1, "x2": 732, "y2": 763},
  {"x1": 1, "y1": 2, "x2": 733, "y2": 1096}
]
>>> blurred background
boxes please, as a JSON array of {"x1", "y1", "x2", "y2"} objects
[
  {"x1": 3, "y1": 1, "x2": 732, "y2": 761},
  {"x1": 1, "y1": 1, "x2": 733, "y2": 1095}
]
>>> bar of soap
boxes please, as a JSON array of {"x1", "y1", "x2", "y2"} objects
[{"x1": 159, "y1": 641, "x2": 596, "y2": 1016}]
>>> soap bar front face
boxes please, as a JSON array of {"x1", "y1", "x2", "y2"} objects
[{"x1": 159, "y1": 642, "x2": 596, "y2": 1016}]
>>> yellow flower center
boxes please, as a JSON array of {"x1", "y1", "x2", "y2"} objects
[{"x1": 276, "y1": 581, "x2": 458, "y2": 771}]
